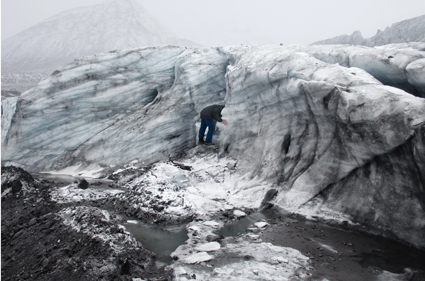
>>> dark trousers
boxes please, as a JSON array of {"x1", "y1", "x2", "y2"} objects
[{"x1": 199, "y1": 119, "x2": 216, "y2": 143}]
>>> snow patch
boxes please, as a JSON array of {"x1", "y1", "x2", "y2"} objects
[
  {"x1": 50, "y1": 183, "x2": 124, "y2": 203},
  {"x1": 58, "y1": 206, "x2": 139, "y2": 253}
]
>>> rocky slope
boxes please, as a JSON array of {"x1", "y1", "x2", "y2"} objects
[
  {"x1": 312, "y1": 14, "x2": 425, "y2": 46},
  {"x1": 2, "y1": 43, "x2": 425, "y2": 251},
  {"x1": 0, "y1": 166, "x2": 164, "y2": 280}
]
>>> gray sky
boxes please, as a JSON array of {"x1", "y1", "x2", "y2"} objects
[{"x1": 2, "y1": 0, "x2": 424, "y2": 45}]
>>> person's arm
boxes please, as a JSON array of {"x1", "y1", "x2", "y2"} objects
[
  {"x1": 212, "y1": 107, "x2": 223, "y2": 122},
  {"x1": 222, "y1": 120, "x2": 228, "y2": 125}
]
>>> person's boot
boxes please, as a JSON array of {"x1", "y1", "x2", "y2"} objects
[{"x1": 198, "y1": 138, "x2": 205, "y2": 144}]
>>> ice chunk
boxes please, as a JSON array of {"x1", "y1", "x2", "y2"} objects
[
  {"x1": 195, "y1": 242, "x2": 221, "y2": 252},
  {"x1": 182, "y1": 252, "x2": 214, "y2": 264},
  {"x1": 233, "y1": 210, "x2": 247, "y2": 217},
  {"x1": 406, "y1": 58, "x2": 425, "y2": 94},
  {"x1": 254, "y1": 222, "x2": 268, "y2": 228},
  {"x1": 203, "y1": 221, "x2": 221, "y2": 229}
]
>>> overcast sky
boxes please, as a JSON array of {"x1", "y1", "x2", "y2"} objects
[{"x1": 2, "y1": 0, "x2": 424, "y2": 45}]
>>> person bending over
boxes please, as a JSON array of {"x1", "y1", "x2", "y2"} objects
[{"x1": 198, "y1": 104, "x2": 228, "y2": 145}]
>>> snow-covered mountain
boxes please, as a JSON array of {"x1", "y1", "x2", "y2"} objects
[
  {"x1": 1, "y1": 90, "x2": 21, "y2": 100},
  {"x1": 1, "y1": 0, "x2": 198, "y2": 91},
  {"x1": 1, "y1": 72, "x2": 48, "y2": 93},
  {"x1": 2, "y1": 43, "x2": 425, "y2": 249},
  {"x1": 312, "y1": 14, "x2": 425, "y2": 46}
]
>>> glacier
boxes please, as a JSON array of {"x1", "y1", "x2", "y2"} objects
[{"x1": 2, "y1": 43, "x2": 425, "y2": 249}]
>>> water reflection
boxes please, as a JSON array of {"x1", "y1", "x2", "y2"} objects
[{"x1": 124, "y1": 221, "x2": 188, "y2": 264}]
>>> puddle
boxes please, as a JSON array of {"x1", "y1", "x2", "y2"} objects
[
  {"x1": 33, "y1": 172, "x2": 114, "y2": 188},
  {"x1": 218, "y1": 210, "x2": 425, "y2": 280},
  {"x1": 124, "y1": 221, "x2": 188, "y2": 264},
  {"x1": 33, "y1": 172, "x2": 188, "y2": 264},
  {"x1": 218, "y1": 209, "x2": 275, "y2": 237},
  {"x1": 360, "y1": 248, "x2": 425, "y2": 274}
]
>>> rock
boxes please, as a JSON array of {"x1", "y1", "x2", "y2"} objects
[
  {"x1": 153, "y1": 205, "x2": 164, "y2": 212},
  {"x1": 260, "y1": 189, "x2": 278, "y2": 209},
  {"x1": 11, "y1": 180, "x2": 23, "y2": 193},
  {"x1": 1, "y1": 166, "x2": 41, "y2": 196},
  {"x1": 28, "y1": 218, "x2": 37, "y2": 226},
  {"x1": 120, "y1": 258, "x2": 131, "y2": 275},
  {"x1": 246, "y1": 234, "x2": 260, "y2": 240},
  {"x1": 77, "y1": 179, "x2": 89, "y2": 190},
  {"x1": 206, "y1": 234, "x2": 223, "y2": 242},
  {"x1": 247, "y1": 228, "x2": 260, "y2": 233}
]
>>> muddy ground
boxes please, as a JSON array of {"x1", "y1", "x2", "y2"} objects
[
  {"x1": 2, "y1": 165, "x2": 425, "y2": 281},
  {"x1": 1, "y1": 166, "x2": 172, "y2": 281}
]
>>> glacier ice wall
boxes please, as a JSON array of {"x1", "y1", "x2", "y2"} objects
[
  {"x1": 2, "y1": 44, "x2": 425, "y2": 247},
  {"x1": 2, "y1": 46, "x2": 227, "y2": 170},
  {"x1": 220, "y1": 45, "x2": 425, "y2": 247},
  {"x1": 1, "y1": 97, "x2": 19, "y2": 144},
  {"x1": 306, "y1": 43, "x2": 425, "y2": 98}
]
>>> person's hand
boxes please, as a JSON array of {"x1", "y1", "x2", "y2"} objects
[{"x1": 222, "y1": 120, "x2": 228, "y2": 125}]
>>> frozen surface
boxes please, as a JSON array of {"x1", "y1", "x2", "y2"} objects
[
  {"x1": 113, "y1": 147, "x2": 271, "y2": 220},
  {"x1": 171, "y1": 219, "x2": 311, "y2": 281},
  {"x1": 2, "y1": 44, "x2": 425, "y2": 248}
]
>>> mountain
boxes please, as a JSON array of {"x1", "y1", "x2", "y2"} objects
[
  {"x1": 1, "y1": 90, "x2": 21, "y2": 100},
  {"x1": 1, "y1": 0, "x2": 198, "y2": 91},
  {"x1": 1, "y1": 72, "x2": 47, "y2": 94},
  {"x1": 2, "y1": 44, "x2": 425, "y2": 250},
  {"x1": 312, "y1": 14, "x2": 425, "y2": 46}
]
